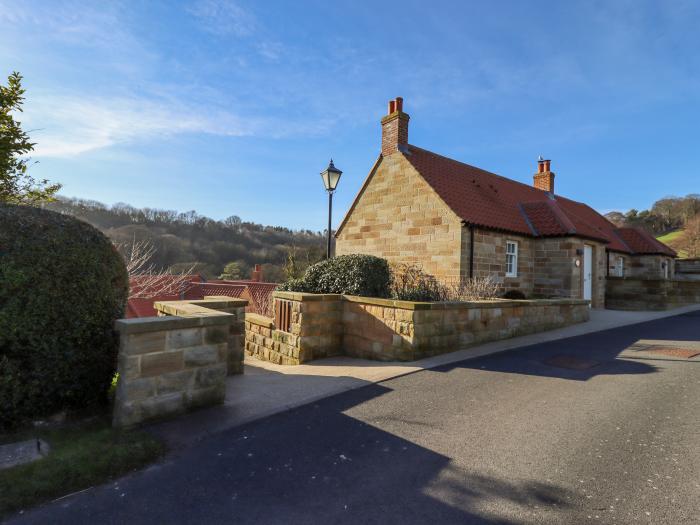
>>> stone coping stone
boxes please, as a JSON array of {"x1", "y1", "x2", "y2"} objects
[
  {"x1": 345, "y1": 296, "x2": 588, "y2": 310},
  {"x1": 246, "y1": 313, "x2": 275, "y2": 328},
  {"x1": 273, "y1": 293, "x2": 589, "y2": 311},
  {"x1": 273, "y1": 291, "x2": 343, "y2": 302},
  {"x1": 116, "y1": 314, "x2": 231, "y2": 334},
  {"x1": 607, "y1": 276, "x2": 699, "y2": 285},
  {"x1": 155, "y1": 298, "x2": 247, "y2": 317}
]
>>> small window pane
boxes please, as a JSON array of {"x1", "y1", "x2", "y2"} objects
[{"x1": 506, "y1": 241, "x2": 518, "y2": 277}]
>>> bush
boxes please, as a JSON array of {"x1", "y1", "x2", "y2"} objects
[
  {"x1": 502, "y1": 289, "x2": 526, "y2": 300},
  {"x1": 276, "y1": 277, "x2": 310, "y2": 293},
  {"x1": 0, "y1": 204, "x2": 128, "y2": 430},
  {"x1": 390, "y1": 263, "x2": 448, "y2": 302},
  {"x1": 278, "y1": 254, "x2": 391, "y2": 298}
]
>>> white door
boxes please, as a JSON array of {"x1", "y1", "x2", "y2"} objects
[{"x1": 583, "y1": 245, "x2": 593, "y2": 303}]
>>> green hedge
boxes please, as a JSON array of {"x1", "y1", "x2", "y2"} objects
[
  {"x1": 278, "y1": 254, "x2": 391, "y2": 298},
  {"x1": 0, "y1": 204, "x2": 128, "y2": 430}
]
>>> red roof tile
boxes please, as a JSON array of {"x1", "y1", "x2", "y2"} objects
[
  {"x1": 402, "y1": 145, "x2": 673, "y2": 255},
  {"x1": 183, "y1": 282, "x2": 247, "y2": 300},
  {"x1": 126, "y1": 295, "x2": 180, "y2": 318},
  {"x1": 614, "y1": 227, "x2": 676, "y2": 257},
  {"x1": 213, "y1": 280, "x2": 278, "y2": 317}
]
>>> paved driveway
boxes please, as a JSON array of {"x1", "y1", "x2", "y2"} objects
[{"x1": 7, "y1": 311, "x2": 700, "y2": 524}]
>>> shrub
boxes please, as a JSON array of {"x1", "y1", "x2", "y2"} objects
[
  {"x1": 502, "y1": 289, "x2": 526, "y2": 300},
  {"x1": 0, "y1": 204, "x2": 128, "y2": 430},
  {"x1": 278, "y1": 254, "x2": 391, "y2": 298},
  {"x1": 390, "y1": 263, "x2": 448, "y2": 302},
  {"x1": 276, "y1": 277, "x2": 309, "y2": 293},
  {"x1": 445, "y1": 275, "x2": 502, "y2": 301}
]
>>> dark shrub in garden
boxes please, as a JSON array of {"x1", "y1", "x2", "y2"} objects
[
  {"x1": 278, "y1": 254, "x2": 391, "y2": 298},
  {"x1": 502, "y1": 289, "x2": 526, "y2": 300},
  {"x1": 0, "y1": 204, "x2": 128, "y2": 430}
]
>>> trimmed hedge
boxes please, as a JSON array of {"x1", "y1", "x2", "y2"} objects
[
  {"x1": 278, "y1": 254, "x2": 391, "y2": 298},
  {"x1": 0, "y1": 204, "x2": 128, "y2": 430}
]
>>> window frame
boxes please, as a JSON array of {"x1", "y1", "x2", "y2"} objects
[
  {"x1": 505, "y1": 240, "x2": 518, "y2": 278},
  {"x1": 616, "y1": 256, "x2": 624, "y2": 277}
]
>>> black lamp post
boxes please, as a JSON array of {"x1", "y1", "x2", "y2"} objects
[{"x1": 320, "y1": 159, "x2": 342, "y2": 258}]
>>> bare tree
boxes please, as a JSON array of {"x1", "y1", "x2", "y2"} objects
[
  {"x1": 678, "y1": 216, "x2": 700, "y2": 258},
  {"x1": 118, "y1": 238, "x2": 196, "y2": 299}
]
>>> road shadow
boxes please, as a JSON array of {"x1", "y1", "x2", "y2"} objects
[
  {"x1": 13, "y1": 384, "x2": 576, "y2": 525},
  {"x1": 434, "y1": 310, "x2": 700, "y2": 381}
]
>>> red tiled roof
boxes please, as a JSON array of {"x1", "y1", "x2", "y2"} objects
[
  {"x1": 402, "y1": 145, "x2": 674, "y2": 255},
  {"x1": 129, "y1": 274, "x2": 203, "y2": 298},
  {"x1": 213, "y1": 280, "x2": 278, "y2": 317},
  {"x1": 614, "y1": 227, "x2": 676, "y2": 257},
  {"x1": 183, "y1": 282, "x2": 247, "y2": 300},
  {"x1": 126, "y1": 295, "x2": 180, "y2": 318}
]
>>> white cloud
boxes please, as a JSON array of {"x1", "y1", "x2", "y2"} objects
[
  {"x1": 188, "y1": 0, "x2": 256, "y2": 37},
  {"x1": 22, "y1": 92, "x2": 331, "y2": 158}
]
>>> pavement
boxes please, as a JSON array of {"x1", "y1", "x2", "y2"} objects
[
  {"x1": 5, "y1": 308, "x2": 700, "y2": 524},
  {"x1": 148, "y1": 304, "x2": 700, "y2": 448}
]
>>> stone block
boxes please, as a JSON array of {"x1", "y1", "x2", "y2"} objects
[
  {"x1": 204, "y1": 325, "x2": 229, "y2": 344},
  {"x1": 118, "y1": 355, "x2": 140, "y2": 380},
  {"x1": 167, "y1": 328, "x2": 202, "y2": 349},
  {"x1": 141, "y1": 351, "x2": 184, "y2": 377},
  {"x1": 118, "y1": 377, "x2": 156, "y2": 402},
  {"x1": 141, "y1": 393, "x2": 185, "y2": 421},
  {"x1": 186, "y1": 384, "x2": 225, "y2": 409},
  {"x1": 195, "y1": 364, "x2": 227, "y2": 388},
  {"x1": 125, "y1": 331, "x2": 167, "y2": 355},
  {"x1": 156, "y1": 369, "x2": 194, "y2": 395},
  {"x1": 184, "y1": 344, "x2": 221, "y2": 367}
]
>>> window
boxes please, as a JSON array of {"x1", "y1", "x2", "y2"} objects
[
  {"x1": 615, "y1": 257, "x2": 624, "y2": 277},
  {"x1": 505, "y1": 241, "x2": 518, "y2": 277}
]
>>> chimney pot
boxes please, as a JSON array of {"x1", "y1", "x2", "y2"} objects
[
  {"x1": 533, "y1": 158, "x2": 555, "y2": 193},
  {"x1": 251, "y1": 264, "x2": 263, "y2": 282},
  {"x1": 381, "y1": 97, "x2": 410, "y2": 156}
]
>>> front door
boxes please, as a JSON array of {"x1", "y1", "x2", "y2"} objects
[{"x1": 583, "y1": 245, "x2": 593, "y2": 303}]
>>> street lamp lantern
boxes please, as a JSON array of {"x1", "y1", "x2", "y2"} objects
[
  {"x1": 320, "y1": 159, "x2": 342, "y2": 192},
  {"x1": 320, "y1": 159, "x2": 342, "y2": 258}
]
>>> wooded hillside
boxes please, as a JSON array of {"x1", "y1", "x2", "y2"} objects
[
  {"x1": 44, "y1": 197, "x2": 326, "y2": 282},
  {"x1": 604, "y1": 194, "x2": 700, "y2": 258}
]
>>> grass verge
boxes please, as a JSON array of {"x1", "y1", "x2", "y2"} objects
[{"x1": 0, "y1": 417, "x2": 165, "y2": 518}]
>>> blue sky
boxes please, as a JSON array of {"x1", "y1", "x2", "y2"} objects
[{"x1": 1, "y1": 0, "x2": 698, "y2": 231}]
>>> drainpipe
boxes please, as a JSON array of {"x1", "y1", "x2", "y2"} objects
[
  {"x1": 469, "y1": 224, "x2": 475, "y2": 279},
  {"x1": 606, "y1": 251, "x2": 610, "y2": 277}
]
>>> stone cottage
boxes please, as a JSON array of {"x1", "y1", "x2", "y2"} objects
[{"x1": 335, "y1": 97, "x2": 676, "y2": 308}]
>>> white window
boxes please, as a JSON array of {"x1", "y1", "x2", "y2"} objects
[
  {"x1": 505, "y1": 241, "x2": 518, "y2": 277},
  {"x1": 615, "y1": 257, "x2": 624, "y2": 277}
]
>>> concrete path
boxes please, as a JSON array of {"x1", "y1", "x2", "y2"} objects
[
  {"x1": 9, "y1": 309, "x2": 700, "y2": 524},
  {"x1": 149, "y1": 304, "x2": 700, "y2": 448}
]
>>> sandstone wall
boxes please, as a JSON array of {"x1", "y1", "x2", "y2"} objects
[
  {"x1": 244, "y1": 293, "x2": 343, "y2": 365},
  {"x1": 533, "y1": 237, "x2": 606, "y2": 308},
  {"x1": 467, "y1": 228, "x2": 535, "y2": 294},
  {"x1": 627, "y1": 255, "x2": 675, "y2": 280},
  {"x1": 335, "y1": 154, "x2": 463, "y2": 281},
  {"x1": 606, "y1": 277, "x2": 700, "y2": 310},
  {"x1": 246, "y1": 292, "x2": 589, "y2": 365},
  {"x1": 113, "y1": 298, "x2": 246, "y2": 427}
]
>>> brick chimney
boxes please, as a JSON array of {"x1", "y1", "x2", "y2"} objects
[
  {"x1": 251, "y1": 264, "x2": 263, "y2": 282},
  {"x1": 533, "y1": 157, "x2": 555, "y2": 193},
  {"x1": 381, "y1": 97, "x2": 410, "y2": 156}
]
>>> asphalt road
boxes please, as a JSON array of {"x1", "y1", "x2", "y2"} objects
[{"x1": 7, "y1": 311, "x2": 700, "y2": 524}]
